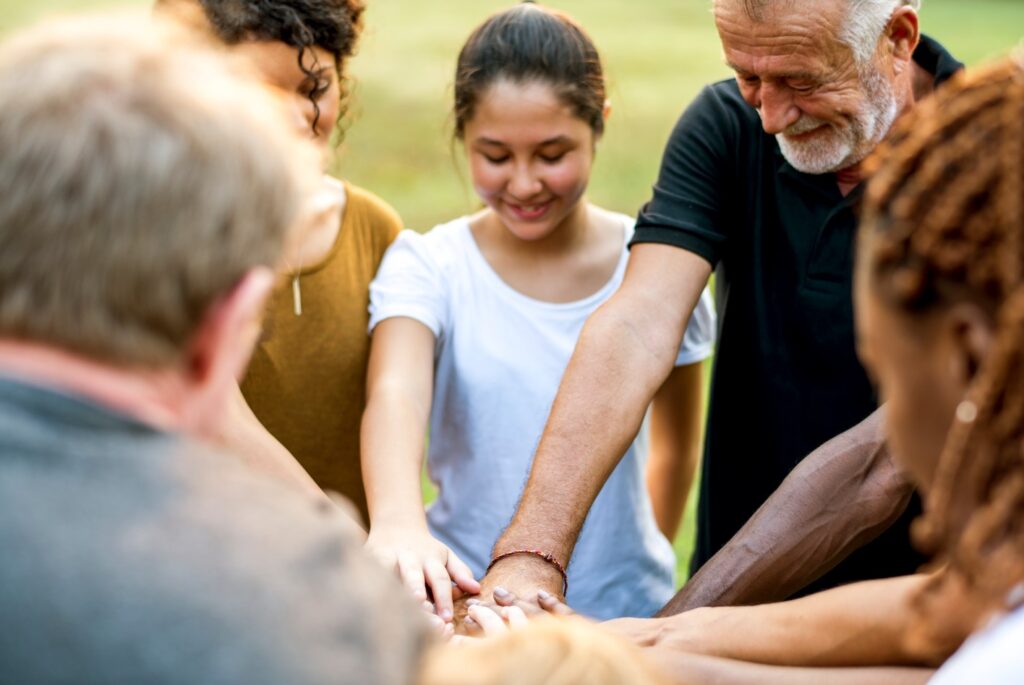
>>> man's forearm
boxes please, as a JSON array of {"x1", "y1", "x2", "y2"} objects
[
  {"x1": 494, "y1": 246, "x2": 712, "y2": 565},
  {"x1": 494, "y1": 303, "x2": 678, "y2": 561},
  {"x1": 661, "y1": 407, "x2": 913, "y2": 614}
]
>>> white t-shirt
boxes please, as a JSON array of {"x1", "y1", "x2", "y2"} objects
[
  {"x1": 369, "y1": 214, "x2": 716, "y2": 619},
  {"x1": 929, "y1": 603, "x2": 1024, "y2": 684}
]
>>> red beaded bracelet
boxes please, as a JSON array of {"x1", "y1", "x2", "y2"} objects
[{"x1": 487, "y1": 549, "x2": 568, "y2": 597}]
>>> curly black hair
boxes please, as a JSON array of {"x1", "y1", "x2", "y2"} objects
[{"x1": 197, "y1": 0, "x2": 364, "y2": 136}]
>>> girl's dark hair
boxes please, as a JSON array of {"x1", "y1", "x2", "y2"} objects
[
  {"x1": 454, "y1": 3, "x2": 606, "y2": 138},
  {"x1": 861, "y1": 55, "x2": 1024, "y2": 658},
  {"x1": 197, "y1": 0, "x2": 364, "y2": 136}
]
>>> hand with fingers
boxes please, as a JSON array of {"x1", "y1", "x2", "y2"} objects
[
  {"x1": 452, "y1": 551, "x2": 567, "y2": 634},
  {"x1": 448, "y1": 602, "x2": 531, "y2": 645},
  {"x1": 365, "y1": 526, "x2": 480, "y2": 623}
]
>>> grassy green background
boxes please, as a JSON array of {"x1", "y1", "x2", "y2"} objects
[{"x1": 3, "y1": 0, "x2": 1022, "y2": 583}]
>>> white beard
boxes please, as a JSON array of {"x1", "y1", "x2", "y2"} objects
[{"x1": 776, "y1": 65, "x2": 900, "y2": 175}]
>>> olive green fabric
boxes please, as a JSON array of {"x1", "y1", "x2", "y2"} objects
[{"x1": 242, "y1": 182, "x2": 401, "y2": 526}]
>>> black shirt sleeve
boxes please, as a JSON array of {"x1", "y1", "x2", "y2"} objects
[{"x1": 631, "y1": 82, "x2": 745, "y2": 267}]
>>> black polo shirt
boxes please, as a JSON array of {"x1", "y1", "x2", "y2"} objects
[{"x1": 632, "y1": 36, "x2": 963, "y2": 590}]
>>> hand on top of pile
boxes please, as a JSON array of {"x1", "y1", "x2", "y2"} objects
[{"x1": 365, "y1": 525, "x2": 480, "y2": 624}]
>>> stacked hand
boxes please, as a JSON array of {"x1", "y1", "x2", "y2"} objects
[
  {"x1": 451, "y1": 553, "x2": 570, "y2": 634},
  {"x1": 365, "y1": 526, "x2": 480, "y2": 623}
]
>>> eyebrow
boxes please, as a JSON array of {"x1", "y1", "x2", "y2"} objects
[
  {"x1": 474, "y1": 135, "x2": 574, "y2": 147},
  {"x1": 724, "y1": 61, "x2": 819, "y2": 82}
]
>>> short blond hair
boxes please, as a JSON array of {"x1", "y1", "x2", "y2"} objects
[
  {"x1": 418, "y1": 616, "x2": 670, "y2": 685},
  {"x1": 0, "y1": 14, "x2": 315, "y2": 367}
]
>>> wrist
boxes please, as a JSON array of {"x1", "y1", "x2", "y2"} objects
[
  {"x1": 368, "y1": 508, "x2": 429, "y2": 534},
  {"x1": 488, "y1": 549, "x2": 568, "y2": 596}
]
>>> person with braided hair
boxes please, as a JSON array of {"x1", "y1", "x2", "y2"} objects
[
  {"x1": 856, "y1": 53, "x2": 1024, "y2": 683},
  {"x1": 157, "y1": 0, "x2": 405, "y2": 526}
]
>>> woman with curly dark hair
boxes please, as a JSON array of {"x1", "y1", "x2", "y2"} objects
[{"x1": 158, "y1": 0, "x2": 403, "y2": 525}]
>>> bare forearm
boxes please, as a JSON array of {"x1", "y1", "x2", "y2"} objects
[
  {"x1": 468, "y1": 248, "x2": 711, "y2": 612},
  {"x1": 635, "y1": 575, "x2": 931, "y2": 668},
  {"x1": 215, "y1": 385, "x2": 323, "y2": 498},
  {"x1": 650, "y1": 651, "x2": 933, "y2": 685},
  {"x1": 495, "y1": 304, "x2": 676, "y2": 560},
  {"x1": 361, "y1": 386, "x2": 430, "y2": 529},
  {"x1": 661, "y1": 407, "x2": 913, "y2": 613},
  {"x1": 647, "y1": 361, "x2": 705, "y2": 540}
]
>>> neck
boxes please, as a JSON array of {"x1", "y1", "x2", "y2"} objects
[
  {"x1": 0, "y1": 339, "x2": 187, "y2": 431},
  {"x1": 836, "y1": 163, "x2": 863, "y2": 196}
]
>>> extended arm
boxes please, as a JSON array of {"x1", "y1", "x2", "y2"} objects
[
  {"x1": 210, "y1": 384, "x2": 325, "y2": 499},
  {"x1": 659, "y1": 407, "x2": 914, "y2": 614},
  {"x1": 609, "y1": 574, "x2": 956, "y2": 669},
  {"x1": 474, "y1": 245, "x2": 712, "y2": 604},
  {"x1": 652, "y1": 652, "x2": 933, "y2": 685},
  {"x1": 361, "y1": 317, "x2": 479, "y2": 620},
  {"x1": 647, "y1": 361, "x2": 706, "y2": 540}
]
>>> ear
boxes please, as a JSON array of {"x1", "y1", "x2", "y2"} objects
[
  {"x1": 885, "y1": 6, "x2": 921, "y2": 71},
  {"x1": 944, "y1": 302, "x2": 995, "y2": 390},
  {"x1": 184, "y1": 267, "x2": 276, "y2": 392}
]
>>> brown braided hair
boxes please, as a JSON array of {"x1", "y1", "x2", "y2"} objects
[{"x1": 860, "y1": 54, "x2": 1024, "y2": 656}]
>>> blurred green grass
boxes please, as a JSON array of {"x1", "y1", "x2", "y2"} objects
[{"x1": 2, "y1": 0, "x2": 1022, "y2": 585}]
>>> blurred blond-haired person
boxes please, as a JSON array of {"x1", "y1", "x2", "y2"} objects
[{"x1": 420, "y1": 604, "x2": 669, "y2": 685}]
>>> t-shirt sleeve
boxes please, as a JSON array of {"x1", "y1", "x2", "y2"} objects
[
  {"x1": 368, "y1": 229, "x2": 447, "y2": 337},
  {"x1": 675, "y1": 285, "x2": 717, "y2": 366},
  {"x1": 631, "y1": 84, "x2": 742, "y2": 267}
]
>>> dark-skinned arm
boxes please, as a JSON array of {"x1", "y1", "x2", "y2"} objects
[
  {"x1": 460, "y1": 245, "x2": 712, "y2": 619},
  {"x1": 659, "y1": 407, "x2": 914, "y2": 615}
]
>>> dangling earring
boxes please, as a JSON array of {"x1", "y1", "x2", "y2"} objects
[{"x1": 956, "y1": 400, "x2": 978, "y2": 423}]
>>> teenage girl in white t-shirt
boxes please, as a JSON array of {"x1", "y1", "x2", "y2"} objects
[{"x1": 360, "y1": 3, "x2": 715, "y2": 623}]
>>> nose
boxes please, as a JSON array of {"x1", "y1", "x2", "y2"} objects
[
  {"x1": 507, "y1": 162, "x2": 544, "y2": 199},
  {"x1": 756, "y1": 83, "x2": 801, "y2": 135},
  {"x1": 297, "y1": 95, "x2": 320, "y2": 138}
]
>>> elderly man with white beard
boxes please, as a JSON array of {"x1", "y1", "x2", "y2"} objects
[{"x1": 466, "y1": 0, "x2": 963, "y2": 631}]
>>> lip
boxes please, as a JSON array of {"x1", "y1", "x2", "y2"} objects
[
  {"x1": 785, "y1": 125, "x2": 828, "y2": 142},
  {"x1": 504, "y1": 199, "x2": 554, "y2": 222}
]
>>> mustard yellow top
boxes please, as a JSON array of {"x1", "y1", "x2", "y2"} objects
[{"x1": 241, "y1": 182, "x2": 401, "y2": 525}]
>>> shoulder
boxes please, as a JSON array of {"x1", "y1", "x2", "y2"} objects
[
  {"x1": 674, "y1": 78, "x2": 761, "y2": 134},
  {"x1": 379, "y1": 216, "x2": 474, "y2": 279},
  {"x1": 341, "y1": 181, "x2": 404, "y2": 246},
  {"x1": 0, "y1": 435, "x2": 425, "y2": 684},
  {"x1": 659, "y1": 77, "x2": 764, "y2": 172}
]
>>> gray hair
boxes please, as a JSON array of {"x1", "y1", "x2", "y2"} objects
[
  {"x1": 0, "y1": 15, "x2": 317, "y2": 367},
  {"x1": 841, "y1": 0, "x2": 922, "y2": 64},
  {"x1": 729, "y1": 0, "x2": 922, "y2": 65}
]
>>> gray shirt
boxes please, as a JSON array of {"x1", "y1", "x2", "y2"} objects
[{"x1": 0, "y1": 375, "x2": 426, "y2": 685}]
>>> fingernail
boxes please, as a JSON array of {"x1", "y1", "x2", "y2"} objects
[
  {"x1": 538, "y1": 590, "x2": 552, "y2": 601},
  {"x1": 493, "y1": 587, "x2": 511, "y2": 598},
  {"x1": 440, "y1": 609, "x2": 453, "y2": 622},
  {"x1": 466, "y1": 598, "x2": 481, "y2": 606},
  {"x1": 422, "y1": 601, "x2": 434, "y2": 612},
  {"x1": 464, "y1": 617, "x2": 477, "y2": 628}
]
